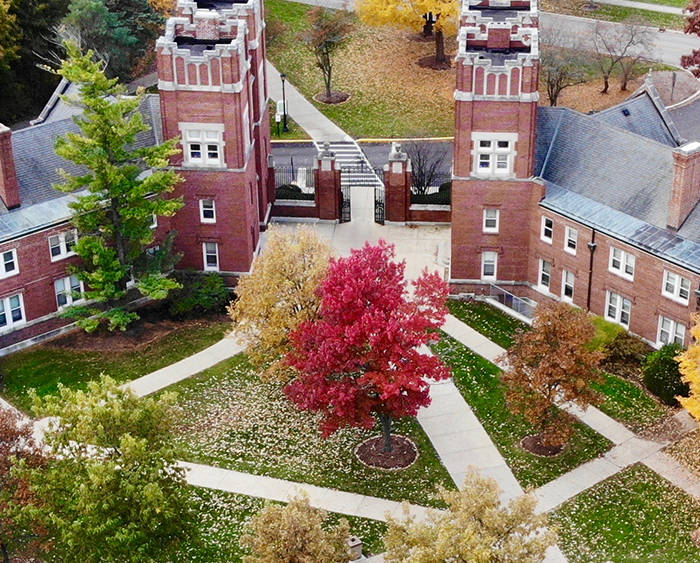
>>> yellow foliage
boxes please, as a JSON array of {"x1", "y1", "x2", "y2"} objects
[
  {"x1": 385, "y1": 468, "x2": 557, "y2": 563},
  {"x1": 148, "y1": 0, "x2": 176, "y2": 16},
  {"x1": 677, "y1": 313, "x2": 700, "y2": 419},
  {"x1": 0, "y1": 0, "x2": 19, "y2": 71},
  {"x1": 356, "y1": 0, "x2": 459, "y2": 35},
  {"x1": 240, "y1": 495, "x2": 351, "y2": 563},
  {"x1": 228, "y1": 226, "x2": 332, "y2": 382}
]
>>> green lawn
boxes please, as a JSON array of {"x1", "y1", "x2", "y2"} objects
[
  {"x1": 447, "y1": 299, "x2": 528, "y2": 350},
  {"x1": 269, "y1": 101, "x2": 310, "y2": 141},
  {"x1": 625, "y1": 0, "x2": 687, "y2": 9},
  {"x1": 432, "y1": 334, "x2": 612, "y2": 488},
  {"x1": 445, "y1": 301, "x2": 668, "y2": 432},
  {"x1": 0, "y1": 320, "x2": 230, "y2": 414},
  {"x1": 186, "y1": 488, "x2": 387, "y2": 562},
  {"x1": 553, "y1": 464, "x2": 700, "y2": 563},
  {"x1": 592, "y1": 373, "x2": 669, "y2": 432},
  {"x1": 167, "y1": 354, "x2": 456, "y2": 508}
]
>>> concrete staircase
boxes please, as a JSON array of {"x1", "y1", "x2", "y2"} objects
[{"x1": 314, "y1": 140, "x2": 383, "y2": 190}]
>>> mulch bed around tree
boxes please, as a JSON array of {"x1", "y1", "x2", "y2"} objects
[
  {"x1": 355, "y1": 435, "x2": 419, "y2": 470},
  {"x1": 521, "y1": 434, "x2": 564, "y2": 457},
  {"x1": 416, "y1": 56, "x2": 452, "y2": 71},
  {"x1": 314, "y1": 91, "x2": 351, "y2": 104}
]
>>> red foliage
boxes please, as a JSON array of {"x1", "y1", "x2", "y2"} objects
[
  {"x1": 681, "y1": 49, "x2": 700, "y2": 78},
  {"x1": 684, "y1": 0, "x2": 700, "y2": 76},
  {"x1": 284, "y1": 240, "x2": 450, "y2": 437}
]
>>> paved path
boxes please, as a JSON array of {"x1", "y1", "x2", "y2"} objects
[
  {"x1": 583, "y1": 0, "x2": 684, "y2": 15},
  {"x1": 267, "y1": 62, "x2": 351, "y2": 143},
  {"x1": 181, "y1": 461, "x2": 431, "y2": 523},
  {"x1": 124, "y1": 336, "x2": 243, "y2": 397}
]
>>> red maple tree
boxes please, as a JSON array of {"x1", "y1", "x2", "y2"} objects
[
  {"x1": 682, "y1": 0, "x2": 700, "y2": 76},
  {"x1": 284, "y1": 240, "x2": 450, "y2": 451}
]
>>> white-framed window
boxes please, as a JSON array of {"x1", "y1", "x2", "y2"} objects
[
  {"x1": 658, "y1": 316, "x2": 686, "y2": 347},
  {"x1": 562, "y1": 270, "x2": 575, "y2": 302},
  {"x1": 200, "y1": 199, "x2": 216, "y2": 223},
  {"x1": 471, "y1": 133, "x2": 517, "y2": 177},
  {"x1": 541, "y1": 217, "x2": 553, "y2": 244},
  {"x1": 0, "y1": 249, "x2": 18, "y2": 279},
  {"x1": 565, "y1": 227, "x2": 578, "y2": 255},
  {"x1": 538, "y1": 259, "x2": 552, "y2": 290},
  {"x1": 48, "y1": 230, "x2": 77, "y2": 261},
  {"x1": 481, "y1": 251, "x2": 497, "y2": 280},
  {"x1": 482, "y1": 208, "x2": 499, "y2": 233},
  {"x1": 662, "y1": 271, "x2": 691, "y2": 305},
  {"x1": 150, "y1": 215, "x2": 158, "y2": 229},
  {"x1": 609, "y1": 247, "x2": 635, "y2": 280},
  {"x1": 606, "y1": 291, "x2": 631, "y2": 328},
  {"x1": 0, "y1": 293, "x2": 25, "y2": 331},
  {"x1": 203, "y1": 242, "x2": 220, "y2": 272},
  {"x1": 180, "y1": 123, "x2": 225, "y2": 167},
  {"x1": 55, "y1": 275, "x2": 84, "y2": 309}
]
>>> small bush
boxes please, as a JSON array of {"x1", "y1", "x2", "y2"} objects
[
  {"x1": 167, "y1": 271, "x2": 231, "y2": 319},
  {"x1": 642, "y1": 343, "x2": 688, "y2": 406},
  {"x1": 601, "y1": 331, "x2": 651, "y2": 379}
]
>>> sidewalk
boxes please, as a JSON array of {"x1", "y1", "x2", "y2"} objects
[
  {"x1": 267, "y1": 62, "x2": 351, "y2": 143},
  {"x1": 584, "y1": 0, "x2": 684, "y2": 15}
]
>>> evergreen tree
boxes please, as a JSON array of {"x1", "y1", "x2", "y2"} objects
[{"x1": 54, "y1": 43, "x2": 183, "y2": 331}]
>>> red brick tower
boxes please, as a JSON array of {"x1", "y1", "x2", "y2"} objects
[
  {"x1": 156, "y1": 0, "x2": 270, "y2": 280},
  {"x1": 450, "y1": 0, "x2": 543, "y2": 288}
]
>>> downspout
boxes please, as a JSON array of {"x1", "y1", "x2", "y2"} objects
[{"x1": 587, "y1": 229, "x2": 597, "y2": 311}]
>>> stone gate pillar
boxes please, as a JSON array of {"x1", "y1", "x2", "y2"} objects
[{"x1": 384, "y1": 142, "x2": 412, "y2": 224}]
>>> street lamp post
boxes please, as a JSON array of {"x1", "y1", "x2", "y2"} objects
[{"x1": 280, "y1": 73, "x2": 289, "y2": 133}]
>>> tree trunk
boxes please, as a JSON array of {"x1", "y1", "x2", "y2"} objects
[
  {"x1": 601, "y1": 74, "x2": 610, "y2": 94},
  {"x1": 434, "y1": 30, "x2": 446, "y2": 64},
  {"x1": 378, "y1": 413, "x2": 393, "y2": 452},
  {"x1": 422, "y1": 12, "x2": 435, "y2": 37}
]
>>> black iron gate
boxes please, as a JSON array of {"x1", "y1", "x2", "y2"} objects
[
  {"x1": 374, "y1": 185, "x2": 385, "y2": 225},
  {"x1": 340, "y1": 181, "x2": 351, "y2": 223}
]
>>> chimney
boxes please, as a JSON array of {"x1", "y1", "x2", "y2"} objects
[
  {"x1": 668, "y1": 141, "x2": 700, "y2": 231},
  {"x1": 0, "y1": 124, "x2": 20, "y2": 209}
]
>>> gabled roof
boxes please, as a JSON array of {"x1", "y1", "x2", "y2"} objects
[
  {"x1": 592, "y1": 83, "x2": 684, "y2": 147},
  {"x1": 536, "y1": 106, "x2": 675, "y2": 230},
  {"x1": 0, "y1": 94, "x2": 163, "y2": 243}
]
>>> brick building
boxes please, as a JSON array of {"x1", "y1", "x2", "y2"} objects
[
  {"x1": 0, "y1": 0, "x2": 271, "y2": 348},
  {"x1": 451, "y1": 0, "x2": 700, "y2": 348}
]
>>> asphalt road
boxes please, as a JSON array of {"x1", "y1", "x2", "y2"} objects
[{"x1": 272, "y1": 141, "x2": 454, "y2": 172}]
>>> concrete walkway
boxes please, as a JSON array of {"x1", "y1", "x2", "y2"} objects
[
  {"x1": 124, "y1": 336, "x2": 243, "y2": 397},
  {"x1": 267, "y1": 62, "x2": 351, "y2": 143},
  {"x1": 587, "y1": 0, "x2": 684, "y2": 15},
  {"x1": 182, "y1": 461, "x2": 430, "y2": 522}
]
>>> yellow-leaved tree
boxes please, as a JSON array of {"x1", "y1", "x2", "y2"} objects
[
  {"x1": 228, "y1": 226, "x2": 332, "y2": 382},
  {"x1": 677, "y1": 313, "x2": 700, "y2": 418},
  {"x1": 240, "y1": 495, "x2": 351, "y2": 563},
  {"x1": 356, "y1": 0, "x2": 459, "y2": 64},
  {"x1": 384, "y1": 469, "x2": 557, "y2": 563}
]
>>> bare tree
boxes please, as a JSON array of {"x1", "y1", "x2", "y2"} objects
[
  {"x1": 540, "y1": 28, "x2": 590, "y2": 106},
  {"x1": 591, "y1": 19, "x2": 654, "y2": 94},
  {"x1": 404, "y1": 139, "x2": 449, "y2": 195}
]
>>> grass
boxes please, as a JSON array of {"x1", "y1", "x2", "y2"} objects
[
  {"x1": 447, "y1": 299, "x2": 528, "y2": 350},
  {"x1": 0, "y1": 319, "x2": 230, "y2": 414},
  {"x1": 265, "y1": 0, "x2": 456, "y2": 138},
  {"x1": 269, "y1": 101, "x2": 310, "y2": 141},
  {"x1": 432, "y1": 334, "x2": 612, "y2": 489},
  {"x1": 186, "y1": 488, "x2": 387, "y2": 562},
  {"x1": 592, "y1": 373, "x2": 669, "y2": 432},
  {"x1": 553, "y1": 464, "x2": 700, "y2": 563},
  {"x1": 590, "y1": 315, "x2": 626, "y2": 351},
  {"x1": 625, "y1": 0, "x2": 687, "y2": 8},
  {"x1": 166, "y1": 354, "x2": 456, "y2": 508}
]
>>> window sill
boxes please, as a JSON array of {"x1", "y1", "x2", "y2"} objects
[
  {"x1": 661, "y1": 293, "x2": 690, "y2": 307},
  {"x1": 609, "y1": 269, "x2": 634, "y2": 282},
  {"x1": 0, "y1": 271, "x2": 20, "y2": 280},
  {"x1": 540, "y1": 238, "x2": 553, "y2": 245},
  {"x1": 50, "y1": 252, "x2": 77, "y2": 263},
  {"x1": 564, "y1": 248, "x2": 577, "y2": 256}
]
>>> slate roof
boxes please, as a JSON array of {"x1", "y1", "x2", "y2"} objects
[
  {"x1": 592, "y1": 89, "x2": 682, "y2": 147},
  {"x1": 536, "y1": 105, "x2": 676, "y2": 230},
  {"x1": 669, "y1": 95, "x2": 700, "y2": 143},
  {"x1": 0, "y1": 94, "x2": 163, "y2": 243}
]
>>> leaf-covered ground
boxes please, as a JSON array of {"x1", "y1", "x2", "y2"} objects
[
  {"x1": 167, "y1": 354, "x2": 456, "y2": 508},
  {"x1": 187, "y1": 488, "x2": 387, "y2": 562},
  {"x1": 553, "y1": 464, "x2": 700, "y2": 563}
]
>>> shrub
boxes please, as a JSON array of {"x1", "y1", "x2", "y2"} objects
[
  {"x1": 167, "y1": 271, "x2": 230, "y2": 319},
  {"x1": 643, "y1": 343, "x2": 688, "y2": 406},
  {"x1": 601, "y1": 331, "x2": 651, "y2": 379}
]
